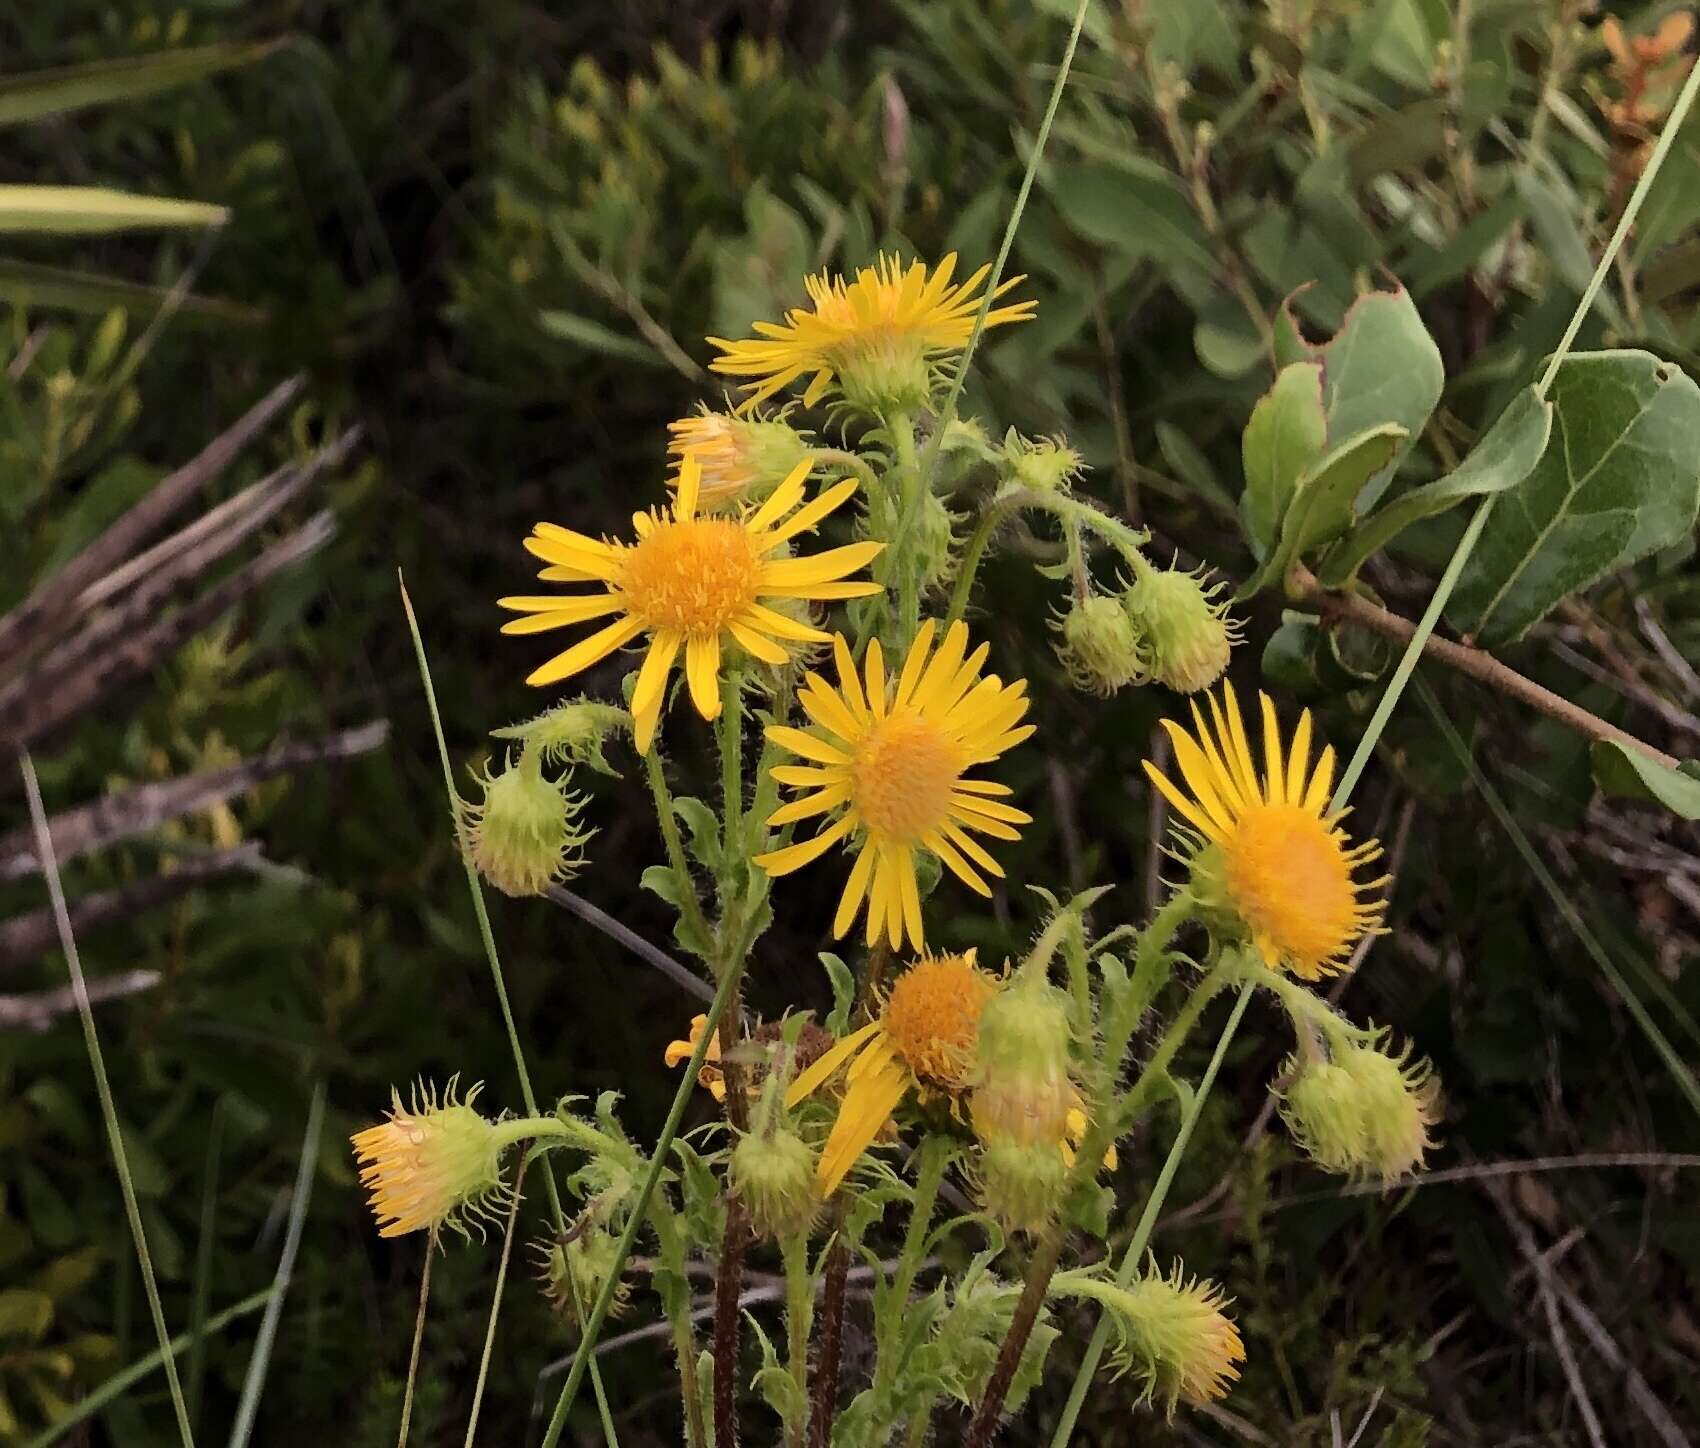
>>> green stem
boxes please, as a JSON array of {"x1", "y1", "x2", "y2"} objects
[
  {"x1": 464, "y1": 1156, "x2": 529, "y2": 1448},
  {"x1": 652, "y1": 1202, "x2": 710, "y2": 1448},
  {"x1": 539, "y1": 954, "x2": 750, "y2": 1447},
  {"x1": 1050, "y1": 982, "x2": 1254, "y2": 1447},
  {"x1": 1100, "y1": 890, "x2": 1194, "y2": 1074},
  {"x1": 946, "y1": 493, "x2": 1022, "y2": 626},
  {"x1": 397, "y1": 1226, "x2": 437, "y2": 1448},
  {"x1": 782, "y1": 1234, "x2": 812, "y2": 1448},
  {"x1": 1116, "y1": 956, "x2": 1238, "y2": 1125},
  {"x1": 400, "y1": 579, "x2": 622, "y2": 1443},
  {"x1": 810, "y1": 447, "x2": 882, "y2": 495},
  {"x1": 720, "y1": 670, "x2": 744, "y2": 862},
  {"x1": 18, "y1": 751, "x2": 196, "y2": 1448},
  {"x1": 876, "y1": 1135, "x2": 951, "y2": 1392},
  {"x1": 889, "y1": 411, "x2": 923, "y2": 648},
  {"x1": 646, "y1": 742, "x2": 715, "y2": 955}
]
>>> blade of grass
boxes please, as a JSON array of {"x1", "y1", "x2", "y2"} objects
[
  {"x1": 397, "y1": 576, "x2": 622, "y2": 1444},
  {"x1": 185, "y1": 1097, "x2": 228, "y2": 1434},
  {"x1": 19, "y1": 749, "x2": 196, "y2": 1448},
  {"x1": 1418, "y1": 681, "x2": 1700, "y2": 1123},
  {"x1": 228, "y1": 1081, "x2": 326, "y2": 1447},
  {"x1": 464, "y1": 1155, "x2": 531, "y2": 1448},
  {"x1": 0, "y1": 40, "x2": 284, "y2": 127},
  {"x1": 397, "y1": 1228, "x2": 437, "y2": 1448},
  {"x1": 21, "y1": 1289, "x2": 275, "y2": 1448}
]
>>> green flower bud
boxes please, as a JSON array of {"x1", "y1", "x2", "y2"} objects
[
  {"x1": 1054, "y1": 593, "x2": 1150, "y2": 695},
  {"x1": 1124, "y1": 567, "x2": 1239, "y2": 694},
  {"x1": 731, "y1": 1125, "x2": 819, "y2": 1239},
  {"x1": 537, "y1": 1222, "x2": 632, "y2": 1322},
  {"x1": 835, "y1": 338, "x2": 934, "y2": 416},
  {"x1": 491, "y1": 699, "x2": 626, "y2": 775},
  {"x1": 976, "y1": 1137, "x2": 1067, "y2": 1237},
  {"x1": 459, "y1": 746, "x2": 592, "y2": 897},
  {"x1": 1276, "y1": 1055, "x2": 1369, "y2": 1175},
  {"x1": 1002, "y1": 429, "x2": 1084, "y2": 493},
  {"x1": 1337, "y1": 1037, "x2": 1439, "y2": 1182},
  {"x1": 916, "y1": 490, "x2": 959, "y2": 592}
]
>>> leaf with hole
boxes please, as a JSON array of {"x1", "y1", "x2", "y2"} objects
[
  {"x1": 1446, "y1": 350, "x2": 1700, "y2": 645},
  {"x1": 1318, "y1": 384, "x2": 1553, "y2": 586}
]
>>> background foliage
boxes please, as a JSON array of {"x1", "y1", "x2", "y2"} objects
[{"x1": 3, "y1": 0, "x2": 1699, "y2": 1443}]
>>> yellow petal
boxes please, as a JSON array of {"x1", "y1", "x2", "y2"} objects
[
  {"x1": 786, "y1": 1020, "x2": 880, "y2": 1107},
  {"x1": 685, "y1": 633, "x2": 722, "y2": 719},
  {"x1": 816, "y1": 1052, "x2": 911, "y2": 1195},
  {"x1": 525, "y1": 616, "x2": 644, "y2": 688}
]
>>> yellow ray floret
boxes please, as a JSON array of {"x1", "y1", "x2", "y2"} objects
[
  {"x1": 754, "y1": 620, "x2": 1033, "y2": 951},
  {"x1": 1143, "y1": 683, "x2": 1388, "y2": 980},
  {"x1": 499, "y1": 457, "x2": 883, "y2": 753},
  {"x1": 707, "y1": 252, "x2": 1036, "y2": 409}
]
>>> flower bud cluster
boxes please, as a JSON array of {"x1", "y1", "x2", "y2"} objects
[{"x1": 1278, "y1": 1034, "x2": 1440, "y2": 1182}]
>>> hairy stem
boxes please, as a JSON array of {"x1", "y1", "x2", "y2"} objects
[
  {"x1": 963, "y1": 1228, "x2": 1067, "y2": 1448},
  {"x1": 645, "y1": 744, "x2": 715, "y2": 953},
  {"x1": 782, "y1": 1233, "x2": 812, "y2": 1448},
  {"x1": 713, "y1": 1197, "x2": 754, "y2": 1448},
  {"x1": 807, "y1": 1210, "x2": 851, "y2": 1448},
  {"x1": 875, "y1": 1136, "x2": 951, "y2": 1397}
]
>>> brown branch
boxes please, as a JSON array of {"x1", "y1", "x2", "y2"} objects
[
  {"x1": 0, "y1": 844, "x2": 262, "y2": 969},
  {"x1": 806, "y1": 1210, "x2": 850, "y2": 1448},
  {"x1": 0, "y1": 967, "x2": 159, "y2": 1031},
  {"x1": 964, "y1": 1227, "x2": 1067, "y2": 1448},
  {"x1": 712, "y1": 1197, "x2": 753, "y2": 1448},
  {"x1": 0, "y1": 721, "x2": 388, "y2": 881},
  {"x1": 1289, "y1": 564, "x2": 1681, "y2": 769},
  {"x1": 0, "y1": 376, "x2": 304, "y2": 671}
]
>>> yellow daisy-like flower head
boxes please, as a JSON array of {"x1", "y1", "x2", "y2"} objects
[
  {"x1": 754, "y1": 620, "x2": 1033, "y2": 952},
  {"x1": 499, "y1": 457, "x2": 883, "y2": 753},
  {"x1": 665, "y1": 407, "x2": 813, "y2": 511},
  {"x1": 707, "y1": 253, "x2": 1036, "y2": 414},
  {"x1": 1144, "y1": 685, "x2": 1387, "y2": 980},
  {"x1": 349, "y1": 1080, "x2": 505, "y2": 1240},
  {"x1": 786, "y1": 951, "x2": 997, "y2": 1195}
]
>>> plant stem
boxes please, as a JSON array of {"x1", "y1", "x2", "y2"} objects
[
  {"x1": 646, "y1": 742, "x2": 715, "y2": 954},
  {"x1": 713, "y1": 1197, "x2": 754, "y2": 1448},
  {"x1": 962, "y1": 1228, "x2": 1067, "y2": 1448},
  {"x1": 810, "y1": 447, "x2": 882, "y2": 495},
  {"x1": 889, "y1": 411, "x2": 924, "y2": 648},
  {"x1": 782, "y1": 1234, "x2": 812, "y2": 1448},
  {"x1": 876, "y1": 1136, "x2": 951, "y2": 1397},
  {"x1": 397, "y1": 1227, "x2": 436, "y2": 1448},
  {"x1": 806, "y1": 1208, "x2": 851, "y2": 1448},
  {"x1": 720, "y1": 670, "x2": 744, "y2": 860},
  {"x1": 18, "y1": 751, "x2": 196, "y2": 1448},
  {"x1": 1288, "y1": 564, "x2": 1680, "y2": 770},
  {"x1": 539, "y1": 954, "x2": 749, "y2": 1447},
  {"x1": 652, "y1": 1203, "x2": 710, "y2": 1448},
  {"x1": 464, "y1": 1157, "x2": 528, "y2": 1448}
]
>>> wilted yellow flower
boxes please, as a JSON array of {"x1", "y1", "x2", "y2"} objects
[
  {"x1": 500, "y1": 458, "x2": 882, "y2": 753},
  {"x1": 708, "y1": 253, "x2": 1035, "y2": 413},
  {"x1": 665, "y1": 407, "x2": 813, "y2": 510},
  {"x1": 350, "y1": 1080, "x2": 505, "y2": 1239},
  {"x1": 1145, "y1": 685, "x2": 1386, "y2": 979},
  {"x1": 755, "y1": 621, "x2": 1033, "y2": 951}
]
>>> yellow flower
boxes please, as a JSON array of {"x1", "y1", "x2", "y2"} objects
[
  {"x1": 665, "y1": 407, "x2": 812, "y2": 510},
  {"x1": 754, "y1": 620, "x2": 1033, "y2": 951},
  {"x1": 1144, "y1": 685, "x2": 1387, "y2": 980},
  {"x1": 350, "y1": 1080, "x2": 504, "y2": 1239},
  {"x1": 707, "y1": 253, "x2": 1036, "y2": 412},
  {"x1": 663, "y1": 1013, "x2": 837, "y2": 1102},
  {"x1": 499, "y1": 457, "x2": 882, "y2": 753}
]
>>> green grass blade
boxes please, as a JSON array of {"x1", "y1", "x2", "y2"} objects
[
  {"x1": 0, "y1": 40, "x2": 284, "y2": 127},
  {"x1": 0, "y1": 185, "x2": 228, "y2": 233},
  {"x1": 228, "y1": 1081, "x2": 326, "y2": 1447},
  {"x1": 21, "y1": 1289, "x2": 275, "y2": 1448},
  {"x1": 186, "y1": 1098, "x2": 228, "y2": 1434},
  {"x1": 0, "y1": 258, "x2": 263, "y2": 323},
  {"x1": 1418, "y1": 682, "x2": 1700, "y2": 1123},
  {"x1": 19, "y1": 750, "x2": 196, "y2": 1447}
]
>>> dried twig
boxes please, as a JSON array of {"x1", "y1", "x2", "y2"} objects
[
  {"x1": 546, "y1": 886, "x2": 714, "y2": 1003},
  {"x1": 0, "y1": 968, "x2": 159, "y2": 1030},
  {"x1": 0, "y1": 721, "x2": 387, "y2": 881}
]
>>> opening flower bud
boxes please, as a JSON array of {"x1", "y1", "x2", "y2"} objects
[
  {"x1": 977, "y1": 1137, "x2": 1068, "y2": 1237},
  {"x1": 1124, "y1": 567, "x2": 1239, "y2": 694},
  {"x1": 1054, "y1": 593, "x2": 1150, "y2": 695},
  {"x1": 1276, "y1": 1054, "x2": 1369, "y2": 1175},
  {"x1": 731, "y1": 1125, "x2": 819, "y2": 1239},
  {"x1": 350, "y1": 1080, "x2": 505, "y2": 1239},
  {"x1": 667, "y1": 407, "x2": 814, "y2": 510},
  {"x1": 1337, "y1": 1037, "x2": 1440, "y2": 1181},
  {"x1": 1002, "y1": 430, "x2": 1084, "y2": 493},
  {"x1": 459, "y1": 746, "x2": 591, "y2": 897}
]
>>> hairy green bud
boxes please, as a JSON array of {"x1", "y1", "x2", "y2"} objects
[
  {"x1": 1276, "y1": 1055, "x2": 1369, "y2": 1175},
  {"x1": 491, "y1": 698, "x2": 627, "y2": 774},
  {"x1": 1125, "y1": 567, "x2": 1239, "y2": 694},
  {"x1": 1338, "y1": 1037, "x2": 1439, "y2": 1182},
  {"x1": 731, "y1": 1125, "x2": 819, "y2": 1239},
  {"x1": 1054, "y1": 593, "x2": 1150, "y2": 695},
  {"x1": 1002, "y1": 429, "x2": 1084, "y2": 493},
  {"x1": 459, "y1": 747, "x2": 592, "y2": 897}
]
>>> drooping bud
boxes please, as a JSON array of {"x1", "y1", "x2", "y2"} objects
[
  {"x1": 350, "y1": 1080, "x2": 506, "y2": 1239},
  {"x1": 1053, "y1": 1264, "x2": 1243, "y2": 1414},
  {"x1": 1124, "y1": 567, "x2": 1239, "y2": 694},
  {"x1": 971, "y1": 971, "x2": 1077, "y2": 1234},
  {"x1": 536, "y1": 1222, "x2": 632, "y2": 1321},
  {"x1": 1337, "y1": 1036, "x2": 1440, "y2": 1181},
  {"x1": 916, "y1": 490, "x2": 958, "y2": 592},
  {"x1": 731, "y1": 1126, "x2": 819, "y2": 1239},
  {"x1": 1275, "y1": 1054, "x2": 1369, "y2": 1176},
  {"x1": 459, "y1": 746, "x2": 591, "y2": 897},
  {"x1": 1054, "y1": 593, "x2": 1150, "y2": 695},
  {"x1": 491, "y1": 699, "x2": 626, "y2": 775},
  {"x1": 1002, "y1": 429, "x2": 1084, "y2": 493},
  {"x1": 666, "y1": 407, "x2": 814, "y2": 510}
]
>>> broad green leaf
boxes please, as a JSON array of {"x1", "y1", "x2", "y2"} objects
[
  {"x1": 1447, "y1": 350, "x2": 1700, "y2": 645},
  {"x1": 0, "y1": 40, "x2": 283, "y2": 128},
  {"x1": 1591, "y1": 740, "x2": 1700, "y2": 818},
  {"x1": 538, "y1": 310, "x2": 666, "y2": 367},
  {"x1": 1147, "y1": 0, "x2": 1239, "y2": 75},
  {"x1": 1154, "y1": 420, "x2": 1234, "y2": 513},
  {"x1": 1318, "y1": 384, "x2": 1553, "y2": 586},
  {"x1": 1240, "y1": 424, "x2": 1405, "y2": 596},
  {"x1": 0, "y1": 186, "x2": 227, "y2": 234},
  {"x1": 1044, "y1": 161, "x2": 1216, "y2": 279},
  {"x1": 1240, "y1": 362, "x2": 1326, "y2": 558}
]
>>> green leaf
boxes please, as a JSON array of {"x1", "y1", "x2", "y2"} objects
[
  {"x1": 1447, "y1": 350, "x2": 1700, "y2": 645},
  {"x1": 0, "y1": 258, "x2": 262, "y2": 324},
  {"x1": 672, "y1": 797, "x2": 722, "y2": 874},
  {"x1": 537, "y1": 310, "x2": 667, "y2": 367},
  {"x1": 1240, "y1": 362, "x2": 1326, "y2": 558},
  {"x1": 1146, "y1": 0, "x2": 1239, "y2": 74},
  {"x1": 1516, "y1": 170, "x2": 1626, "y2": 329},
  {"x1": 819, "y1": 952, "x2": 855, "y2": 1036},
  {"x1": 1239, "y1": 424, "x2": 1406, "y2": 597},
  {"x1": 1044, "y1": 161, "x2": 1216, "y2": 279},
  {"x1": 1318, "y1": 384, "x2": 1553, "y2": 586},
  {"x1": 1591, "y1": 740, "x2": 1700, "y2": 817},
  {"x1": 0, "y1": 186, "x2": 227, "y2": 234},
  {"x1": 1154, "y1": 421, "x2": 1234, "y2": 514},
  {"x1": 0, "y1": 40, "x2": 284, "y2": 127}
]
